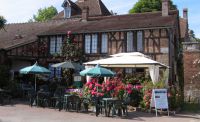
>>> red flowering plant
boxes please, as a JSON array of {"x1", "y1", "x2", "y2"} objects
[
  {"x1": 101, "y1": 78, "x2": 136, "y2": 100},
  {"x1": 140, "y1": 81, "x2": 153, "y2": 109},
  {"x1": 82, "y1": 78, "x2": 104, "y2": 99}
]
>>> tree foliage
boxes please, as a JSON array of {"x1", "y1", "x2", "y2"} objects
[
  {"x1": 129, "y1": 0, "x2": 177, "y2": 13},
  {"x1": 29, "y1": 6, "x2": 58, "y2": 22},
  {"x1": 189, "y1": 30, "x2": 200, "y2": 42},
  {"x1": 0, "y1": 16, "x2": 6, "y2": 30}
]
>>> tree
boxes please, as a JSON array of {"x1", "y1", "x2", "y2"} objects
[
  {"x1": 188, "y1": 29, "x2": 200, "y2": 42},
  {"x1": 29, "y1": 6, "x2": 58, "y2": 22},
  {"x1": 0, "y1": 16, "x2": 6, "y2": 30},
  {"x1": 129, "y1": 0, "x2": 177, "y2": 13}
]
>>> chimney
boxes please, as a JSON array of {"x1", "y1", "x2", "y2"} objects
[
  {"x1": 183, "y1": 8, "x2": 188, "y2": 20},
  {"x1": 82, "y1": 6, "x2": 89, "y2": 21},
  {"x1": 162, "y1": 0, "x2": 169, "y2": 16}
]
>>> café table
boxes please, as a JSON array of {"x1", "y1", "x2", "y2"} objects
[
  {"x1": 63, "y1": 94, "x2": 73, "y2": 110},
  {"x1": 102, "y1": 98, "x2": 123, "y2": 117}
]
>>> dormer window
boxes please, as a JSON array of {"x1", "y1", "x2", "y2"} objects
[
  {"x1": 64, "y1": 6, "x2": 71, "y2": 18},
  {"x1": 62, "y1": 0, "x2": 71, "y2": 18}
]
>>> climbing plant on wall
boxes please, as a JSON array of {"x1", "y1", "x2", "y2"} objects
[{"x1": 62, "y1": 31, "x2": 83, "y2": 62}]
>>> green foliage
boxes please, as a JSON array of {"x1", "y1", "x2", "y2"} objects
[
  {"x1": 182, "y1": 103, "x2": 200, "y2": 113},
  {"x1": 0, "y1": 16, "x2": 6, "y2": 30},
  {"x1": 62, "y1": 37, "x2": 83, "y2": 61},
  {"x1": 140, "y1": 81, "x2": 167, "y2": 109},
  {"x1": 188, "y1": 29, "x2": 200, "y2": 42},
  {"x1": 129, "y1": 89, "x2": 142, "y2": 106},
  {"x1": 129, "y1": 0, "x2": 177, "y2": 13},
  {"x1": 30, "y1": 6, "x2": 58, "y2": 22},
  {"x1": 0, "y1": 65, "x2": 10, "y2": 87}
]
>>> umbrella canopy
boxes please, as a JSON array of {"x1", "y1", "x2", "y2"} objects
[
  {"x1": 51, "y1": 61, "x2": 75, "y2": 69},
  {"x1": 51, "y1": 61, "x2": 84, "y2": 70},
  {"x1": 19, "y1": 62, "x2": 51, "y2": 91},
  {"x1": 20, "y1": 62, "x2": 51, "y2": 74},
  {"x1": 80, "y1": 64, "x2": 116, "y2": 77},
  {"x1": 80, "y1": 68, "x2": 92, "y2": 76},
  {"x1": 84, "y1": 52, "x2": 168, "y2": 68}
]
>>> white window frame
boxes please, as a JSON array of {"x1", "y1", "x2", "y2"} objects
[
  {"x1": 50, "y1": 37, "x2": 56, "y2": 54},
  {"x1": 137, "y1": 31, "x2": 143, "y2": 52},
  {"x1": 84, "y1": 34, "x2": 98, "y2": 54},
  {"x1": 85, "y1": 35, "x2": 91, "y2": 54},
  {"x1": 49, "y1": 36, "x2": 63, "y2": 55},
  {"x1": 127, "y1": 32, "x2": 134, "y2": 52},
  {"x1": 101, "y1": 33, "x2": 108, "y2": 53},
  {"x1": 56, "y1": 36, "x2": 62, "y2": 54},
  {"x1": 64, "y1": 7, "x2": 71, "y2": 18},
  {"x1": 91, "y1": 34, "x2": 98, "y2": 53}
]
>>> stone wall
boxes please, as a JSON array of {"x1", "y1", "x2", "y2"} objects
[{"x1": 183, "y1": 42, "x2": 200, "y2": 102}]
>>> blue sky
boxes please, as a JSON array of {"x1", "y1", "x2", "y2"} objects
[{"x1": 0, "y1": 0, "x2": 199, "y2": 37}]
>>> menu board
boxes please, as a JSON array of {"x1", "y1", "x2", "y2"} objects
[
  {"x1": 151, "y1": 89, "x2": 169, "y2": 116},
  {"x1": 74, "y1": 75, "x2": 81, "y2": 82}
]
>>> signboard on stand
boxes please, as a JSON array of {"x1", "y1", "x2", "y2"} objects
[
  {"x1": 73, "y1": 75, "x2": 82, "y2": 88},
  {"x1": 150, "y1": 89, "x2": 169, "y2": 117}
]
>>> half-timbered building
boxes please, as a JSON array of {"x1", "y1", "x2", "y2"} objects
[{"x1": 0, "y1": 0, "x2": 188, "y2": 84}]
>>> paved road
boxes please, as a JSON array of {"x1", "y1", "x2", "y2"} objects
[{"x1": 0, "y1": 104, "x2": 199, "y2": 122}]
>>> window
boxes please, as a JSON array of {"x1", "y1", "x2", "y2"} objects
[
  {"x1": 64, "y1": 7, "x2": 71, "y2": 18},
  {"x1": 125, "y1": 68, "x2": 136, "y2": 74},
  {"x1": 127, "y1": 32, "x2": 134, "y2": 52},
  {"x1": 49, "y1": 36, "x2": 63, "y2": 54},
  {"x1": 84, "y1": 34, "x2": 98, "y2": 54},
  {"x1": 85, "y1": 35, "x2": 91, "y2": 54},
  {"x1": 57, "y1": 36, "x2": 62, "y2": 54},
  {"x1": 101, "y1": 33, "x2": 108, "y2": 53},
  {"x1": 137, "y1": 31, "x2": 143, "y2": 52},
  {"x1": 50, "y1": 37, "x2": 56, "y2": 54},
  {"x1": 91, "y1": 34, "x2": 98, "y2": 53},
  {"x1": 49, "y1": 64, "x2": 62, "y2": 79}
]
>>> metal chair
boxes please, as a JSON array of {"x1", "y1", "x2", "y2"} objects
[{"x1": 37, "y1": 91, "x2": 50, "y2": 108}]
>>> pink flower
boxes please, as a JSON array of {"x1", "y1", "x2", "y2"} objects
[
  {"x1": 93, "y1": 87, "x2": 97, "y2": 91},
  {"x1": 95, "y1": 83, "x2": 102, "y2": 87},
  {"x1": 135, "y1": 85, "x2": 143, "y2": 90},
  {"x1": 89, "y1": 84, "x2": 93, "y2": 89},
  {"x1": 91, "y1": 91, "x2": 97, "y2": 95},
  {"x1": 79, "y1": 93, "x2": 83, "y2": 97},
  {"x1": 97, "y1": 93, "x2": 104, "y2": 97},
  {"x1": 67, "y1": 31, "x2": 72, "y2": 35},
  {"x1": 85, "y1": 82, "x2": 90, "y2": 86},
  {"x1": 107, "y1": 87, "x2": 111, "y2": 91},
  {"x1": 127, "y1": 90, "x2": 132, "y2": 94}
]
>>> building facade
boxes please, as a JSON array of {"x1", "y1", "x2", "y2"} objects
[{"x1": 0, "y1": 0, "x2": 188, "y2": 87}]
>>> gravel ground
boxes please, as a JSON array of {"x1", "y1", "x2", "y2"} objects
[{"x1": 0, "y1": 103, "x2": 199, "y2": 122}]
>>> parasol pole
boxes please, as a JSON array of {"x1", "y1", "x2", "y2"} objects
[{"x1": 35, "y1": 74, "x2": 37, "y2": 92}]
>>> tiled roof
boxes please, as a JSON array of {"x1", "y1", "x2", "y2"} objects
[
  {"x1": 53, "y1": 0, "x2": 111, "y2": 19},
  {"x1": 75, "y1": 0, "x2": 111, "y2": 16},
  {"x1": 0, "y1": 20, "x2": 67, "y2": 49},
  {"x1": 0, "y1": 11, "x2": 179, "y2": 50},
  {"x1": 41, "y1": 10, "x2": 178, "y2": 36}
]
